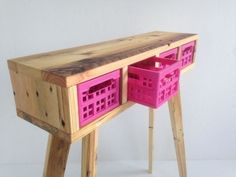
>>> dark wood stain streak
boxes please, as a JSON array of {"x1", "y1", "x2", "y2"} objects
[
  {"x1": 14, "y1": 32, "x2": 160, "y2": 62},
  {"x1": 44, "y1": 33, "x2": 194, "y2": 77},
  {"x1": 16, "y1": 109, "x2": 72, "y2": 142}
]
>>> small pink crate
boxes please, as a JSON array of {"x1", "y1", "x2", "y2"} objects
[
  {"x1": 77, "y1": 70, "x2": 120, "y2": 127},
  {"x1": 180, "y1": 41, "x2": 196, "y2": 69},
  {"x1": 128, "y1": 57, "x2": 181, "y2": 108},
  {"x1": 160, "y1": 48, "x2": 178, "y2": 60}
]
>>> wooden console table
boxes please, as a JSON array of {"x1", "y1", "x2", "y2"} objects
[{"x1": 8, "y1": 31, "x2": 198, "y2": 177}]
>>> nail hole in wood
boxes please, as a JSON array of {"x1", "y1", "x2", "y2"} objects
[
  {"x1": 26, "y1": 91, "x2": 29, "y2": 97},
  {"x1": 13, "y1": 91, "x2": 16, "y2": 96},
  {"x1": 45, "y1": 112, "x2": 48, "y2": 117},
  {"x1": 61, "y1": 119, "x2": 65, "y2": 127},
  {"x1": 36, "y1": 91, "x2": 39, "y2": 97},
  {"x1": 49, "y1": 86, "x2": 53, "y2": 92}
]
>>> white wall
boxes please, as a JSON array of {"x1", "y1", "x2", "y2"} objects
[{"x1": 1, "y1": 0, "x2": 236, "y2": 164}]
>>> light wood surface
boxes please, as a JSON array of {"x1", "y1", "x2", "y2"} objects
[
  {"x1": 81, "y1": 130, "x2": 98, "y2": 177},
  {"x1": 148, "y1": 108, "x2": 155, "y2": 173},
  {"x1": 8, "y1": 31, "x2": 198, "y2": 87},
  {"x1": 168, "y1": 91, "x2": 187, "y2": 177},
  {"x1": 121, "y1": 66, "x2": 128, "y2": 104},
  {"x1": 17, "y1": 101, "x2": 134, "y2": 143},
  {"x1": 9, "y1": 70, "x2": 78, "y2": 134},
  {"x1": 43, "y1": 134, "x2": 71, "y2": 177}
]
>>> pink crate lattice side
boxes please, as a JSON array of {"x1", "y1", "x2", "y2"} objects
[
  {"x1": 128, "y1": 57, "x2": 181, "y2": 108},
  {"x1": 77, "y1": 70, "x2": 121, "y2": 127},
  {"x1": 159, "y1": 48, "x2": 178, "y2": 60},
  {"x1": 180, "y1": 41, "x2": 196, "y2": 69}
]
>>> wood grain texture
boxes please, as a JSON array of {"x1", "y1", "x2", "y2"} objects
[
  {"x1": 16, "y1": 101, "x2": 134, "y2": 143},
  {"x1": 168, "y1": 91, "x2": 187, "y2": 177},
  {"x1": 43, "y1": 33, "x2": 191, "y2": 76},
  {"x1": 43, "y1": 134, "x2": 71, "y2": 177},
  {"x1": 17, "y1": 109, "x2": 72, "y2": 142},
  {"x1": 81, "y1": 130, "x2": 98, "y2": 177},
  {"x1": 9, "y1": 69, "x2": 76, "y2": 134},
  {"x1": 8, "y1": 31, "x2": 198, "y2": 87},
  {"x1": 148, "y1": 108, "x2": 155, "y2": 173}
]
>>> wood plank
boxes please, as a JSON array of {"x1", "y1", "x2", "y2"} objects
[
  {"x1": 9, "y1": 69, "x2": 74, "y2": 133},
  {"x1": 43, "y1": 134, "x2": 71, "y2": 177},
  {"x1": 81, "y1": 130, "x2": 98, "y2": 177},
  {"x1": 71, "y1": 101, "x2": 134, "y2": 142},
  {"x1": 10, "y1": 31, "x2": 185, "y2": 69},
  {"x1": 42, "y1": 34, "x2": 198, "y2": 87},
  {"x1": 59, "y1": 86, "x2": 79, "y2": 133},
  {"x1": 148, "y1": 108, "x2": 155, "y2": 173},
  {"x1": 8, "y1": 31, "x2": 198, "y2": 87},
  {"x1": 17, "y1": 109, "x2": 71, "y2": 142},
  {"x1": 43, "y1": 33, "x2": 193, "y2": 76},
  {"x1": 181, "y1": 63, "x2": 195, "y2": 74},
  {"x1": 121, "y1": 66, "x2": 128, "y2": 104},
  {"x1": 168, "y1": 91, "x2": 187, "y2": 177},
  {"x1": 16, "y1": 101, "x2": 134, "y2": 143}
]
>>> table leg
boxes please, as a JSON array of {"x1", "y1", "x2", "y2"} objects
[
  {"x1": 81, "y1": 129, "x2": 98, "y2": 177},
  {"x1": 148, "y1": 108, "x2": 155, "y2": 173},
  {"x1": 168, "y1": 91, "x2": 187, "y2": 177},
  {"x1": 43, "y1": 134, "x2": 71, "y2": 177}
]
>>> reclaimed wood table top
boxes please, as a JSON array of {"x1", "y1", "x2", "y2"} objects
[{"x1": 8, "y1": 31, "x2": 198, "y2": 87}]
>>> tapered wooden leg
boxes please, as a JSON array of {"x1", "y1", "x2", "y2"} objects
[
  {"x1": 168, "y1": 91, "x2": 187, "y2": 177},
  {"x1": 81, "y1": 129, "x2": 98, "y2": 177},
  {"x1": 148, "y1": 108, "x2": 155, "y2": 173},
  {"x1": 43, "y1": 134, "x2": 71, "y2": 177}
]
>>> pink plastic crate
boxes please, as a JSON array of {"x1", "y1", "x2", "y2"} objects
[
  {"x1": 180, "y1": 41, "x2": 196, "y2": 69},
  {"x1": 77, "y1": 70, "x2": 120, "y2": 127},
  {"x1": 159, "y1": 48, "x2": 178, "y2": 60},
  {"x1": 128, "y1": 57, "x2": 181, "y2": 108}
]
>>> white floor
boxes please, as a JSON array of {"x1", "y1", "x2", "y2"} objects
[{"x1": 0, "y1": 160, "x2": 235, "y2": 177}]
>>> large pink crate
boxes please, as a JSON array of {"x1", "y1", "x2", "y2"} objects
[
  {"x1": 160, "y1": 48, "x2": 178, "y2": 60},
  {"x1": 128, "y1": 57, "x2": 181, "y2": 108},
  {"x1": 77, "y1": 70, "x2": 121, "y2": 127},
  {"x1": 180, "y1": 41, "x2": 196, "y2": 69}
]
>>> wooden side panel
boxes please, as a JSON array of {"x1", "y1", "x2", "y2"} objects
[
  {"x1": 9, "y1": 69, "x2": 73, "y2": 133},
  {"x1": 12, "y1": 32, "x2": 194, "y2": 70}
]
